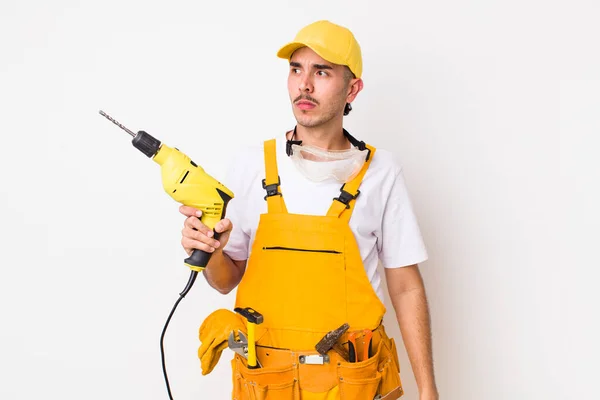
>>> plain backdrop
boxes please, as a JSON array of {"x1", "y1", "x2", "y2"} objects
[{"x1": 1, "y1": 0, "x2": 598, "y2": 399}]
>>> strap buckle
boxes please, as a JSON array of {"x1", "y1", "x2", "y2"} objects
[
  {"x1": 262, "y1": 176, "x2": 281, "y2": 200},
  {"x1": 333, "y1": 188, "x2": 360, "y2": 209}
]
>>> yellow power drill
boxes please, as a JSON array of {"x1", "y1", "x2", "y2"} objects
[{"x1": 99, "y1": 110, "x2": 234, "y2": 399}]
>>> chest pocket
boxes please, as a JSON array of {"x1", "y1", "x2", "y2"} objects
[{"x1": 257, "y1": 232, "x2": 348, "y2": 333}]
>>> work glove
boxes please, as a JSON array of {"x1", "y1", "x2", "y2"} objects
[{"x1": 198, "y1": 308, "x2": 246, "y2": 375}]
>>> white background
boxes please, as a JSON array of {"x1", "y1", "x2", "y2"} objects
[{"x1": 1, "y1": 0, "x2": 598, "y2": 399}]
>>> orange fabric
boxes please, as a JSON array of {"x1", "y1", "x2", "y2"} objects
[
  {"x1": 231, "y1": 139, "x2": 403, "y2": 399},
  {"x1": 325, "y1": 145, "x2": 372, "y2": 222},
  {"x1": 263, "y1": 139, "x2": 287, "y2": 214},
  {"x1": 198, "y1": 309, "x2": 246, "y2": 375}
]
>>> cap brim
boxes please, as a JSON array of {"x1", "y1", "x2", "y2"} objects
[
  {"x1": 276, "y1": 41, "x2": 346, "y2": 67},
  {"x1": 276, "y1": 42, "x2": 305, "y2": 59}
]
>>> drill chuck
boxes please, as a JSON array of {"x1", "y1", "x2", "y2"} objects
[
  {"x1": 133, "y1": 130, "x2": 162, "y2": 158},
  {"x1": 98, "y1": 110, "x2": 161, "y2": 157}
]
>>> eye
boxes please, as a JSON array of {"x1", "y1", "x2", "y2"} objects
[
  {"x1": 290, "y1": 68, "x2": 301, "y2": 74},
  {"x1": 317, "y1": 70, "x2": 329, "y2": 77}
]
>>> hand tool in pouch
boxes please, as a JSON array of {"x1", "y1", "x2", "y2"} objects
[
  {"x1": 348, "y1": 331, "x2": 358, "y2": 363},
  {"x1": 98, "y1": 110, "x2": 234, "y2": 399},
  {"x1": 227, "y1": 330, "x2": 263, "y2": 368},
  {"x1": 234, "y1": 307, "x2": 264, "y2": 368},
  {"x1": 315, "y1": 323, "x2": 350, "y2": 362},
  {"x1": 363, "y1": 329, "x2": 373, "y2": 361}
]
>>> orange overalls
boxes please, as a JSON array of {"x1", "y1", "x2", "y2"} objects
[{"x1": 232, "y1": 139, "x2": 403, "y2": 400}]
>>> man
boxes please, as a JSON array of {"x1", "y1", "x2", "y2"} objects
[{"x1": 180, "y1": 20, "x2": 439, "y2": 400}]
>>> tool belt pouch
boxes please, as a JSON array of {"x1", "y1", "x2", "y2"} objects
[
  {"x1": 231, "y1": 356, "x2": 298, "y2": 400},
  {"x1": 231, "y1": 334, "x2": 403, "y2": 400}
]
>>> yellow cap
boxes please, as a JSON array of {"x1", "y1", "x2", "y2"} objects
[{"x1": 277, "y1": 20, "x2": 363, "y2": 79}]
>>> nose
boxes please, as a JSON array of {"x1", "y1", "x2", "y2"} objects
[{"x1": 299, "y1": 75, "x2": 313, "y2": 93}]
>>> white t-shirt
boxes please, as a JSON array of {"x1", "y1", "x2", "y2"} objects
[{"x1": 222, "y1": 135, "x2": 428, "y2": 303}]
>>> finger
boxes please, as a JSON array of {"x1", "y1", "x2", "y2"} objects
[
  {"x1": 184, "y1": 216, "x2": 213, "y2": 237},
  {"x1": 181, "y1": 237, "x2": 216, "y2": 253},
  {"x1": 179, "y1": 205, "x2": 203, "y2": 217},
  {"x1": 182, "y1": 229, "x2": 220, "y2": 249},
  {"x1": 182, "y1": 227, "x2": 220, "y2": 248},
  {"x1": 197, "y1": 337, "x2": 215, "y2": 360},
  {"x1": 214, "y1": 218, "x2": 233, "y2": 234}
]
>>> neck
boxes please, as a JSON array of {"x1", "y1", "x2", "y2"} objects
[{"x1": 288, "y1": 118, "x2": 350, "y2": 150}]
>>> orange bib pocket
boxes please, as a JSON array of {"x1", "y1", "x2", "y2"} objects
[{"x1": 255, "y1": 241, "x2": 348, "y2": 337}]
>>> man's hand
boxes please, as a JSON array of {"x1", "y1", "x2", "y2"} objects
[
  {"x1": 179, "y1": 205, "x2": 246, "y2": 294},
  {"x1": 179, "y1": 205, "x2": 233, "y2": 255}
]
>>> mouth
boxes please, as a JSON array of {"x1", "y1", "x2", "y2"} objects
[{"x1": 296, "y1": 101, "x2": 316, "y2": 110}]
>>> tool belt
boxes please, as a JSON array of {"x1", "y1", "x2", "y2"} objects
[{"x1": 230, "y1": 324, "x2": 403, "y2": 400}]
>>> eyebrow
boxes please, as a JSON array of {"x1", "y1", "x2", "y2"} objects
[{"x1": 290, "y1": 61, "x2": 333, "y2": 70}]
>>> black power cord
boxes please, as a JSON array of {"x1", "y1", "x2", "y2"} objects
[{"x1": 160, "y1": 270, "x2": 198, "y2": 400}]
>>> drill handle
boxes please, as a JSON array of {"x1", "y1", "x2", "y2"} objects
[
  {"x1": 183, "y1": 210, "x2": 227, "y2": 272},
  {"x1": 180, "y1": 183, "x2": 233, "y2": 272},
  {"x1": 183, "y1": 229, "x2": 221, "y2": 272}
]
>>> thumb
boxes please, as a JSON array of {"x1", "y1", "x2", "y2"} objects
[{"x1": 214, "y1": 218, "x2": 233, "y2": 234}]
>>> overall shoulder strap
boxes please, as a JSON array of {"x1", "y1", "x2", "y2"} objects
[
  {"x1": 263, "y1": 139, "x2": 287, "y2": 214},
  {"x1": 326, "y1": 144, "x2": 376, "y2": 221}
]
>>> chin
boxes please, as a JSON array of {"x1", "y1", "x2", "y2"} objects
[{"x1": 294, "y1": 112, "x2": 320, "y2": 128}]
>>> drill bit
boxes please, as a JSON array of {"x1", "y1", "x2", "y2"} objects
[{"x1": 99, "y1": 110, "x2": 137, "y2": 137}]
